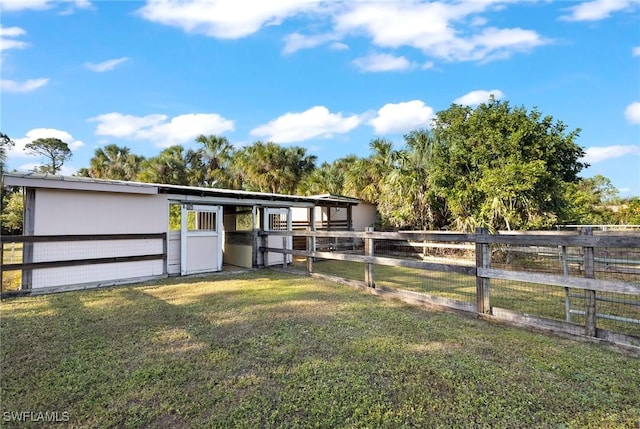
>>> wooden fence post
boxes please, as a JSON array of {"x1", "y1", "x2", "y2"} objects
[
  {"x1": 162, "y1": 232, "x2": 168, "y2": 275},
  {"x1": 252, "y1": 229, "x2": 259, "y2": 268},
  {"x1": 0, "y1": 242, "x2": 3, "y2": 290},
  {"x1": 475, "y1": 227, "x2": 491, "y2": 314},
  {"x1": 364, "y1": 227, "x2": 375, "y2": 288},
  {"x1": 561, "y1": 245, "x2": 571, "y2": 322},
  {"x1": 307, "y1": 207, "x2": 316, "y2": 274},
  {"x1": 251, "y1": 206, "x2": 259, "y2": 268},
  {"x1": 21, "y1": 188, "x2": 35, "y2": 290},
  {"x1": 262, "y1": 233, "x2": 269, "y2": 268},
  {"x1": 582, "y1": 227, "x2": 597, "y2": 337},
  {"x1": 282, "y1": 236, "x2": 288, "y2": 269}
]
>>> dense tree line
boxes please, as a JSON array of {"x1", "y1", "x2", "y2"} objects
[
  {"x1": 75, "y1": 138, "x2": 316, "y2": 195},
  {"x1": 3, "y1": 99, "x2": 640, "y2": 234}
]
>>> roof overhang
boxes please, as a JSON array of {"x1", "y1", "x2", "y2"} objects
[
  {"x1": 311, "y1": 193, "x2": 360, "y2": 205},
  {"x1": 3, "y1": 173, "x2": 158, "y2": 195},
  {"x1": 1, "y1": 173, "x2": 359, "y2": 206}
]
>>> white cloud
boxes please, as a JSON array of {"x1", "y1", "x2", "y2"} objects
[
  {"x1": 15, "y1": 162, "x2": 41, "y2": 173},
  {"x1": 90, "y1": 113, "x2": 167, "y2": 138},
  {"x1": 9, "y1": 128, "x2": 84, "y2": 158},
  {"x1": 85, "y1": 57, "x2": 128, "y2": 72},
  {"x1": 582, "y1": 145, "x2": 640, "y2": 164},
  {"x1": 454, "y1": 89, "x2": 505, "y2": 106},
  {"x1": 283, "y1": 32, "x2": 337, "y2": 55},
  {"x1": 330, "y1": 42, "x2": 348, "y2": 51},
  {"x1": 470, "y1": 16, "x2": 488, "y2": 27},
  {"x1": 368, "y1": 100, "x2": 434, "y2": 135},
  {"x1": 89, "y1": 112, "x2": 235, "y2": 147},
  {"x1": 560, "y1": 0, "x2": 638, "y2": 22},
  {"x1": 137, "y1": 0, "x2": 320, "y2": 39},
  {"x1": 0, "y1": 26, "x2": 26, "y2": 37},
  {"x1": 58, "y1": 164, "x2": 79, "y2": 175},
  {"x1": 334, "y1": 2, "x2": 548, "y2": 63},
  {"x1": 0, "y1": 0, "x2": 90, "y2": 11},
  {"x1": 250, "y1": 106, "x2": 360, "y2": 143},
  {"x1": 1, "y1": 78, "x2": 49, "y2": 93},
  {"x1": 468, "y1": 27, "x2": 546, "y2": 62},
  {"x1": 625, "y1": 102, "x2": 640, "y2": 124},
  {"x1": 633, "y1": 46, "x2": 640, "y2": 57},
  {"x1": 353, "y1": 53, "x2": 414, "y2": 72},
  {"x1": 0, "y1": 25, "x2": 28, "y2": 52},
  {"x1": 137, "y1": 1, "x2": 549, "y2": 65},
  {"x1": 15, "y1": 162, "x2": 78, "y2": 175}
]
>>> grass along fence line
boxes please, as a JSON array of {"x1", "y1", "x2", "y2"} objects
[
  {"x1": 264, "y1": 228, "x2": 640, "y2": 348},
  {"x1": 1, "y1": 271, "x2": 639, "y2": 428},
  {"x1": 293, "y1": 259, "x2": 640, "y2": 337}
]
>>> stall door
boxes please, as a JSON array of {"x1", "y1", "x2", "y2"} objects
[
  {"x1": 264, "y1": 208, "x2": 292, "y2": 266},
  {"x1": 181, "y1": 205, "x2": 223, "y2": 275}
]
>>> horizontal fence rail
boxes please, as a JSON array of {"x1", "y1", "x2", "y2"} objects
[
  {"x1": 260, "y1": 227, "x2": 640, "y2": 349},
  {"x1": 0, "y1": 233, "x2": 167, "y2": 243},
  {"x1": 1, "y1": 233, "x2": 167, "y2": 296}
]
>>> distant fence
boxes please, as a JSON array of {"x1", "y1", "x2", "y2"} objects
[
  {"x1": 260, "y1": 228, "x2": 640, "y2": 349},
  {"x1": 556, "y1": 224, "x2": 640, "y2": 232},
  {"x1": 1, "y1": 233, "x2": 167, "y2": 296},
  {"x1": 292, "y1": 220, "x2": 352, "y2": 251}
]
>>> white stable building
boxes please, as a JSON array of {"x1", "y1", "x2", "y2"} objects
[{"x1": 2, "y1": 173, "x2": 364, "y2": 292}]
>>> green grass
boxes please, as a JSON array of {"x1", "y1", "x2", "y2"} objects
[
  {"x1": 1, "y1": 271, "x2": 639, "y2": 428},
  {"x1": 299, "y1": 259, "x2": 640, "y2": 337}
]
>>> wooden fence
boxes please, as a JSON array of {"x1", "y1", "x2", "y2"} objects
[
  {"x1": 1, "y1": 233, "x2": 167, "y2": 296},
  {"x1": 260, "y1": 227, "x2": 640, "y2": 349}
]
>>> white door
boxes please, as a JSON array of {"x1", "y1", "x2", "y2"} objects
[
  {"x1": 264, "y1": 208, "x2": 292, "y2": 266},
  {"x1": 181, "y1": 204, "x2": 223, "y2": 275}
]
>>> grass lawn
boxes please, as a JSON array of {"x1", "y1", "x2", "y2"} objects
[{"x1": 1, "y1": 271, "x2": 639, "y2": 428}]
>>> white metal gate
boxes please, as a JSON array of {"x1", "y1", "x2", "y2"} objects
[
  {"x1": 181, "y1": 204, "x2": 223, "y2": 275},
  {"x1": 264, "y1": 208, "x2": 292, "y2": 266}
]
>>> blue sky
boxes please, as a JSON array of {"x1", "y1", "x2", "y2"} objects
[{"x1": 1, "y1": 0, "x2": 639, "y2": 196}]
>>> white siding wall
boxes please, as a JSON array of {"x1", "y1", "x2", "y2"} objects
[
  {"x1": 34, "y1": 189, "x2": 167, "y2": 234},
  {"x1": 290, "y1": 207, "x2": 308, "y2": 222},
  {"x1": 30, "y1": 189, "x2": 168, "y2": 289},
  {"x1": 328, "y1": 206, "x2": 347, "y2": 222},
  {"x1": 352, "y1": 202, "x2": 377, "y2": 231}
]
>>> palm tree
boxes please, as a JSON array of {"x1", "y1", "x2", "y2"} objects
[
  {"x1": 297, "y1": 161, "x2": 346, "y2": 195},
  {"x1": 186, "y1": 135, "x2": 235, "y2": 187},
  {"x1": 378, "y1": 130, "x2": 445, "y2": 230},
  {"x1": 232, "y1": 142, "x2": 316, "y2": 194},
  {"x1": 137, "y1": 146, "x2": 189, "y2": 185},
  {"x1": 344, "y1": 138, "x2": 398, "y2": 203},
  {"x1": 84, "y1": 144, "x2": 143, "y2": 181}
]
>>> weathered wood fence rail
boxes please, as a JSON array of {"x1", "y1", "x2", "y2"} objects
[
  {"x1": 260, "y1": 228, "x2": 640, "y2": 348},
  {"x1": 1, "y1": 233, "x2": 167, "y2": 296}
]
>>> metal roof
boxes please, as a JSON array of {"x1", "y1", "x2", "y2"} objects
[
  {"x1": 2, "y1": 172, "x2": 360, "y2": 206},
  {"x1": 312, "y1": 193, "x2": 361, "y2": 204}
]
